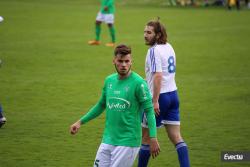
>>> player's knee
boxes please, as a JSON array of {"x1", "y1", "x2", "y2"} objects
[
  {"x1": 168, "y1": 132, "x2": 183, "y2": 144},
  {"x1": 107, "y1": 23, "x2": 113, "y2": 28},
  {"x1": 96, "y1": 21, "x2": 102, "y2": 25}
]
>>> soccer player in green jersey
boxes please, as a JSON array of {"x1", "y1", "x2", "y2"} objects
[
  {"x1": 88, "y1": 0, "x2": 116, "y2": 47},
  {"x1": 70, "y1": 44, "x2": 160, "y2": 166}
]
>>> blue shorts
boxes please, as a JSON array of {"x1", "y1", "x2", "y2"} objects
[{"x1": 142, "y1": 90, "x2": 180, "y2": 128}]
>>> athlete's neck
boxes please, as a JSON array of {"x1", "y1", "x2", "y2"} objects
[{"x1": 118, "y1": 71, "x2": 131, "y2": 80}]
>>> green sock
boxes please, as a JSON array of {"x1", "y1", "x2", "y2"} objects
[
  {"x1": 95, "y1": 24, "x2": 101, "y2": 41},
  {"x1": 109, "y1": 26, "x2": 116, "y2": 43}
]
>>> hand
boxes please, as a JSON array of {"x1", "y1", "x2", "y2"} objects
[
  {"x1": 104, "y1": 6, "x2": 108, "y2": 11},
  {"x1": 153, "y1": 101, "x2": 160, "y2": 116},
  {"x1": 70, "y1": 120, "x2": 81, "y2": 135},
  {"x1": 150, "y1": 138, "x2": 160, "y2": 158}
]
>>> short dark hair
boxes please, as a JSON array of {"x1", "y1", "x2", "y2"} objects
[
  {"x1": 146, "y1": 18, "x2": 167, "y2": 44},
  {"x1": 114, "y1": 44, "x2": 131, "y2": 56}
]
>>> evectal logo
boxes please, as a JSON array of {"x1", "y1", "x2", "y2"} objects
[{"x1": 107, "y1": 97, "x2": 131, "y2": 111}]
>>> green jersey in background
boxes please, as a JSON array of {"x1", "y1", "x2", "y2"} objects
[{"x1": 100, "y1": 0, "x2": 115, "y2": 14}]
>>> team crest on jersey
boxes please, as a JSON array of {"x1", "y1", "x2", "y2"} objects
[
  {"x1": 108, "y1": 84, "x2": 112, "y2": 89},
  {"x1": 107, "y1": 97, "x2": 131, "y2": 112},
  {"x1": 125, "y1": 86, "x2": 129, "y2": 92}
]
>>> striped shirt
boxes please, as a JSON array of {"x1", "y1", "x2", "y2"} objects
[{"x1": 145, "y1": 43, "x2": 177, "y2": 94}]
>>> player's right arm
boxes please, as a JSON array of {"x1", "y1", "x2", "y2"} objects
[
  {"x1": 70, "y1": 80, "x2": 107, "y2": 135},
  {"x1": 152, "y1": 72, "x2": 162, "y2": 116},
  {"x1": 149, "y1": 48, "x2": 163, "y2": 116},
  {"x1": 70, "y1": 99, "x2": 106, "y2": 135}
]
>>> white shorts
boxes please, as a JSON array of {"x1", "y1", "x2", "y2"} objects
[
  {"x1": 96, "y1": 12, "x2": 114, "y2": 24},
  {"x1": 93, "y1": 143, "x2": 140, "y2": 167}
]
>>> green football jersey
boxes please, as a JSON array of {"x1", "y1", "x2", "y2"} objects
[
  {"x1": 80, "y1": 72, "x2": 156, "y2": 147},
  {"x1": 100, "y1": 0, "x2": 115, "y2": 14}
]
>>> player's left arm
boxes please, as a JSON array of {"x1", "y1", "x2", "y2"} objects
[
  {"x1": 135, "y1": 81, "x2": 156, "y2": 134},
  {"x1": 144, "y1": 107, "x2": 160, "y2": 158},
  {"x1": 136, "y1": 81, "x2": 160, "y2": 157}
]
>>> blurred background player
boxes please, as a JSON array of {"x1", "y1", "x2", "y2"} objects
[
  {"x1": 0, "y1": 59, "x2": 7, "y2": 128},
  {"x1": 138, "y1": 19, "x2": 190, "y2": 167},
  {"x1": 88, "y1": 0, "x2": 116, "y2": 47},
  {"x1": 70, "y1": 44, "x2": 160, "y2": 167},
  {"x1": 227, "y1": 0, "x2": 240, "y2": 9},
  {"x1": 0, "y1": 104, "x2": 6, "y2": 128}
]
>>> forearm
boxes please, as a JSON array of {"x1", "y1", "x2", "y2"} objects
[
  {"x1": 80, "y1": 102, "x2": 105, "y2": 124},
  {"x1": 144, "y1": 107, "x2": 157, "y2": 138},
  {"x1": 152, "y1": 72, "x2": 162, "y2": 102}
]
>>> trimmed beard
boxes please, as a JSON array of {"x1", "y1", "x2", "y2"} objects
[
  {"x1": 146, "y1": 36, "x2": 157, "y2": 46},
  {"x1": 114, "y1": 65, "x2": 131, "y2": 78}
]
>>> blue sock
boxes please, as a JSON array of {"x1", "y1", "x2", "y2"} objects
[
  {"x1": 138, "y1": 144, "x2": 151, "y2": 167},
  {"x1": 176, "y1": 142, "x2": 190, "y2": 167}
]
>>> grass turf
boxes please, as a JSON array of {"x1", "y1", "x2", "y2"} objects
[{"x1": 0, "y1": 0, "x2": 250, "y2": 166}]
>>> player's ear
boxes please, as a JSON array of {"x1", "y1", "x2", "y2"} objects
[{"x1": 156, "y1": 33, "x2": 160, "y2": 40}]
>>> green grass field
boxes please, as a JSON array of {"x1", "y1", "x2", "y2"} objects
[{"x1": 0, "y1": 0, "x2": 250, "y2": 166}]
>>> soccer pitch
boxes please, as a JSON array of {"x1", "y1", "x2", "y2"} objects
[{"x1": 0, "y1": 0, "x2": 250, "y2": 166}]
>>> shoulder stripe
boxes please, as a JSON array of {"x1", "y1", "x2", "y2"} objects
[{"x1": 150, "y1": 48, "x2": 156, "y2": 72}]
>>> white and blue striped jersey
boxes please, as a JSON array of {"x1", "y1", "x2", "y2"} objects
[{"x1": 145, "y1": 43, "x2": 177, "y2": 94}]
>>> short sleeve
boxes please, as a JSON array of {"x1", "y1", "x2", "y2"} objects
[
  {"x1": 136, "y1": 80, "x2": 153, "y2": 110},
  {"x1": 149, "y1": 47, "x2": 162, "y2": 73}
]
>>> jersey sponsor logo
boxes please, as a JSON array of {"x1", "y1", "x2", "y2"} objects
[
  {"x1": 125, "y1": 86, "x2": 129, "y2": 92},
  {"x1": 114, "y1": 90, "x2": 120, "y2": 94},
  {"x1": 107, "y1": 97, "x2": 131, "y2": 111}
]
